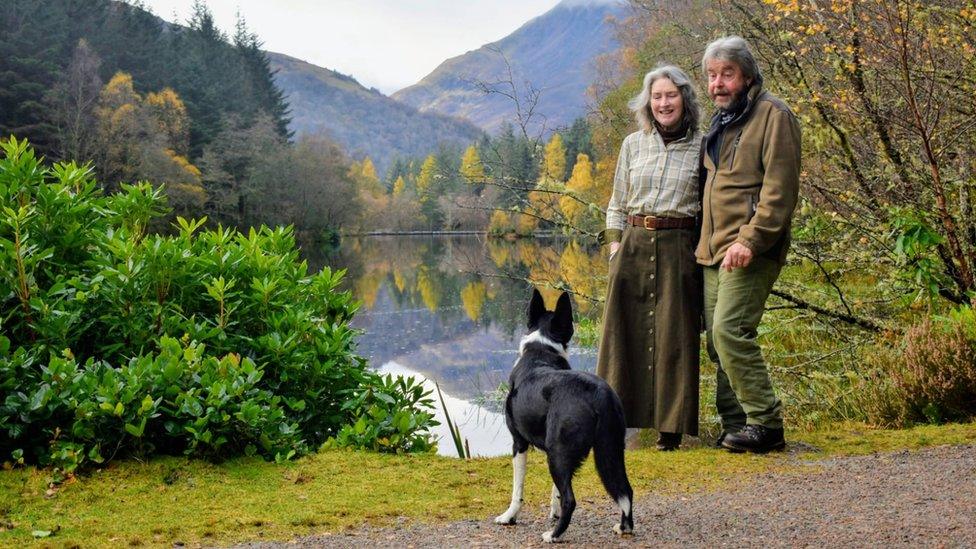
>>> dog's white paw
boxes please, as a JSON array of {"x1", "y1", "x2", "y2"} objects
[
  {"x1": 612, "y1": 523, "x2": 634, "y2": 537},
  {"x1": 542, "y1": 531, "x2": 562, "y2": 543},
  {"x1": 494, "y1": 513, "x2": 516, "y2": 525}
]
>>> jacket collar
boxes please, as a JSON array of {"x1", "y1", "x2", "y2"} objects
[
  {"x1": 703, "y1": 80, "x2": 766, "y2": 167},
  {"x1": 650, "y1": 121, "x2": 698, "y2": 144}
]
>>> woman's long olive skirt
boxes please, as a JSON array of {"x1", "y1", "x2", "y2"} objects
[{"x1": 596, "y1": 225, "x2": 702, "y2": 435}]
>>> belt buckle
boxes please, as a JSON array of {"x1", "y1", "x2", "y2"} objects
[{"x1": 643, "y1": 215, "x2": 656, "y2": 230}]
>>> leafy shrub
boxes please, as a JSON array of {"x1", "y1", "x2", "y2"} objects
[
  {"x1": 0, "y1": 337, "x2": 299, "y2": 476},
  {"x1": 0, "y1": 137, "x2": 436, "y2": 470},
  {"x1": 328, "y1": 374, "x2": 437, "y2": 454}
]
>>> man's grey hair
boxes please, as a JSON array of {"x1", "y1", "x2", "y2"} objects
[
  {"x1": 701, "y1": 35, "x2": 762, "y2": 84},
  {"x1": 628, "y1": 64, "x2": 701, "y2": 134}
]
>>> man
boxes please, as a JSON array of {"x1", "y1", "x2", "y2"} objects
[{"x1": 697, "y1": 36, "x2": 801, "y2": 453}]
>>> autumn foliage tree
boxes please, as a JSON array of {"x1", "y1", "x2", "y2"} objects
[
  {"x1": 416, "y1": 155, "x2": 444, "y2": 228},
  {"x1": 460, "y1": 145, "x2": 486, "y2": 185},
  {"x1": 717, "y1": 0, "x2": 976, "y2": 306},
  {"x1": 560, "y1": 153, "x2": 604, "y2": 229},
  {"x1": 92, "y1": 72, "x2": 205, "y2": 218}
]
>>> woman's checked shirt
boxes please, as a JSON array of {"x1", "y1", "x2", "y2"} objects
[{"x1": 605, "y1": 128, "x2": 701, "y2": 235}]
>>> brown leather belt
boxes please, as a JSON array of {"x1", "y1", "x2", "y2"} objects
[{"x1": 626, "y1": 214, "x2": 696, "y2": 230}]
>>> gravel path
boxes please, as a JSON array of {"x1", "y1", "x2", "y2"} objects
[{"x1": 244, "y1": 445, "x2": 976, "y2": 548}]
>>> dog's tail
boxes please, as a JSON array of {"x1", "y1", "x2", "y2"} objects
[{"x1": 593, "y1": 394, "x2": 634, "y2": 533}]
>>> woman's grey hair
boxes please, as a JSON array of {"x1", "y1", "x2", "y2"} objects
[
  {"x1": 628, "y1": 64, "x2": 701, "y2": 134},
  {"x1": 701, "y1": 35, "x2": 762, "y2": 84}
]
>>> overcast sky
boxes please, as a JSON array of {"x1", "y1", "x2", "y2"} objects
[{"x1": 142, "y1": 0, "x2": 562, "y2": 94}]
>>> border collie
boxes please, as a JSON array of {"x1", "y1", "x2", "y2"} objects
[{"x1": 493, "y1": 289, "x2": 634, "y2": 543}]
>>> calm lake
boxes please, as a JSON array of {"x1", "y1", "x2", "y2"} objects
[{"x1": 305, "y1": 235, "x2": 606, "y2": 457}]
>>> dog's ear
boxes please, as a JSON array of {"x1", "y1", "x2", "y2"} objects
[
  {"x1": 528, "y1": 288, "x2": 547, "y2": 329},
  {"x1": 550, "y1": 292, "x2": 574, "y2": 344}
]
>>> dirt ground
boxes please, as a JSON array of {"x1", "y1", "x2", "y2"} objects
[{"x1": 241, "y1": 444, "x2": 976, "y2": 548}]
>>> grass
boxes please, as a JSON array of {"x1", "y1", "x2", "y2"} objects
[{"x1": 1, "y1": 421, "x2": 974, "y2": 548}]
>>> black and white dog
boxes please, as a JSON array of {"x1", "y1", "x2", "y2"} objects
[{"x1": 494, "y1": 289, "x2": 634, "y2": 543}]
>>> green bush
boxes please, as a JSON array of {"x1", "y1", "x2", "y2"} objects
[
  {"x1": 328, "y1": 374, "x2": 437, "y2": 454},
  {"x1": 0, "y1": 137, "x2": 436, "y2": 471}
]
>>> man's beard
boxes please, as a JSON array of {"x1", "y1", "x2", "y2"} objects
[{"x1": 719, "y1": 90, "x2": 748, "y2": 113}]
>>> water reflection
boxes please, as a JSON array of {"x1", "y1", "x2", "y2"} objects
[
  {"x1": 377, "y1": 361, "x2": 511, "y2": 457},
  {"x1": 304, "y1": 235, "x2": 607, "y2": 456}
]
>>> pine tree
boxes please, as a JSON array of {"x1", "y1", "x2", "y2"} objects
[
  {"x1": 416, "y1": 155, "x2": 443, "y2": 228},
  {"x1": 386, "y1": 157, "x2": 409, "y2": 192},
  {"x1": 561, "y1": 118, "x2": 593, "y2": 176},
  {"x1": 233, "y1": 13, "x2": 292, "y2": 139},
  {"x1": 492, "y1": 122, "x2": 537, "y2": 207},
  {"x1": 0, "y1": 0, "x2": 67, "y2": 154}
]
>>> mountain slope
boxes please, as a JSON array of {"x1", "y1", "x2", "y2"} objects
[
  {"x1": 391, "y1": 0, "x2": 626, "y2": 134},
  {"x1": 268, "y1": 52, "x2": 484, "y2": 175}
]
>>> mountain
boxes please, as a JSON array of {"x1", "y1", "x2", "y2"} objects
[
  {"x1": 391, "y1": 0, "x2": 627, "y2": 135},
  {"x1": 268, "y1": 52, "x2": 484, "y2": 176}
]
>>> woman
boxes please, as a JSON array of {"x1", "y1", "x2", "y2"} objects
[{"x1": 596, "y1": 65, "x2": 702, "y2": 451}]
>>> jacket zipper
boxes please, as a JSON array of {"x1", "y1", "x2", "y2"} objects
[
  {"x1": 728, "y1": 131, "x2": 742, "y2": 170},
  {"x1": 707, "y1": 168, "x2": 717, "y2": 258}
]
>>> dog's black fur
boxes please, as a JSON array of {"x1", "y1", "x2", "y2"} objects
[{"x1": 496, "y1": 289, "x2": 634, "y2": 542}]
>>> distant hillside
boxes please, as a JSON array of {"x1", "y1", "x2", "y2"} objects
[
  {"x1": 268, "y1": 52, "x2": 484, "y2": 176},
  {"x1": 391, "y1": 0, "x2": 627, "y2": 135}
]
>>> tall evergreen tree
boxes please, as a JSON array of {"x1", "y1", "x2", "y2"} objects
[
  {"x1": 561, "y1": 117, "x2": 593, "y2": 178},
  {"x1": 233, "y1": 13, "x2": 292, "y2": 139},
  {"x1": 0, "y1": 0, "x2": 69, "y2": 153}
]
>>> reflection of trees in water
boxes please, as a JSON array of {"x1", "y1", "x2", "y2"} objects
[
  {"x1": 461, "y1": 281, "x2": 487, "y2": 321},
  {"x1": 298, "y1": 235, "x2": 604, "y2": 401},
  {"x1": 303, "y1": 235, "x2": 609, "y2": 329}
]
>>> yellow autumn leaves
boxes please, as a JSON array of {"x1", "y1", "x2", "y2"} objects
[
  {"x1": 348, "y1": 238, "x2": 606, "y2": 321},
  {"x1": 95, "y1": 72, "x2": 204, "y2": 215},
  {"x1": 488, "y1": 133, "x2": 613, "y2": 237}
]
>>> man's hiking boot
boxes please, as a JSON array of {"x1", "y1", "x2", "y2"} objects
[
  {"x1": 655, "y1": 432, "x2": 682, "y2": 451},
  {"x1": 714, "y1": 430, "x2": 728, "y2": 448},
  {"x1": 714, "y1": 427, "x2": 743, "y2": 448},
  {"x1": 720, "y1": 424, "x2": 786, "y2": 454}
]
